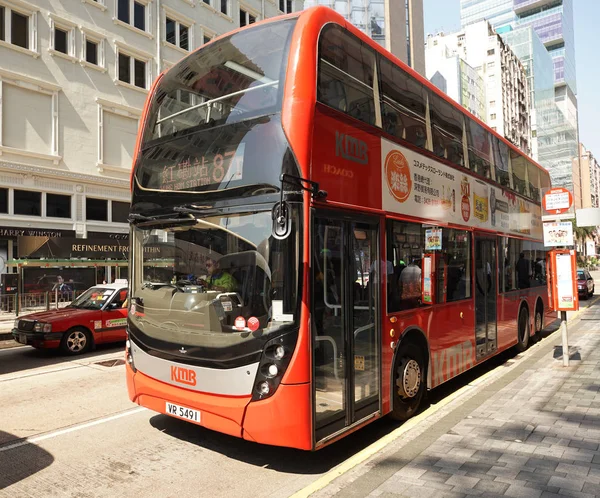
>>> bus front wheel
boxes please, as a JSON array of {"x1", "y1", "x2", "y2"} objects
[
  {"x1": 516, "y1": 307, "x2": 530, "y2": 352},
  {"x1": 390, "y1": 342, "x2": 426, "y2": 421}
]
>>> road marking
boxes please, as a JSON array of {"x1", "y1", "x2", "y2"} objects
[
  {"x1": 0, "y1": 346, "x2": 29, "y2": 354},
  {"x1": 0, "y1": 407, "x2": 147, "y2": 453},
  {"x1": 291, "y1": 316, "x2": 573, "y2": 498}
]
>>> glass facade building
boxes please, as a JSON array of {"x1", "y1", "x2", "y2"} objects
[{"x1": 460, "y1": 0, "x2": 579, "y2": 194}]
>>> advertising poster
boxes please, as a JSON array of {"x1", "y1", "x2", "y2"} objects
[
  {"x1": 422, "y1": 255, "x2": 433, "y2": 304},
  {"x1": 556, "y1": 252, "x2": 575, "y2": 309},
  {"x1": 381, "y1": 139, "x2": 542, "y2": 238},
  {"x1": 543, "y1": 222, "x2": 574, "y2": 247},
  {"x1": 425, "y1": 228, "x2": 442, "y2": 251}
]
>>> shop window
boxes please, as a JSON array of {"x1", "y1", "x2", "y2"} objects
[
  {"x1": 86, "y1": 198, "x2": 108, "y2": 221},
  {"x1": 379, "y1": 57, "x2": 427, "y2": 150},
  {"x1": 14, "y1": 190, "x2": 41, "y2": 216},
  {"x1": 429, "y1": 92, "x2": 465, "y2": 166},
  {"x1": 318, "y1": 24, "x2": 377, "y2": 126},
  {"x1": 112, "y1": 201, "x2": 130, "y2": 223},
  {"x1": 46, "y1": 193, "x2": 71, "y2": 218},
  {"x1": 0, "y1": 188, "x2": 7, "y2": 213}
]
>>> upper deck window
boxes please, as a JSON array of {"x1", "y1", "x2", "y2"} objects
[
  {"x1": 527, "y1": 161, "x2": 541, "y2": 202},
  {"x1": 143, "y1": 19, "x2": 296, "y2": 144},
  {"x1": 492, "y1": 137, "x2": 511, "y2": 188},
  {"x1": 378, "y1": 57, "x2": 427, "y2": 150},
  {"x1": 317, "y1": 24, "x2": 377, "y2": 127},
  {"x1": 429, "y1": 92, "x2": 465, "y2": 166},
  {"x1": 467, "y1": 120, "x2": 493, "y2": 179}
]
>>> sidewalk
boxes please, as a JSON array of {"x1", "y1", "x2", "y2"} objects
[{"x1": 311, "y1": 299, "x2": 600, "y2": 498}]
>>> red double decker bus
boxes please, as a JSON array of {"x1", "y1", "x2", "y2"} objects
[{"x1": 126, "y1": 6, "x2": 554, "y2": 450}]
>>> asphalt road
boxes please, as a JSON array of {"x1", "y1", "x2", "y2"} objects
[{"x1": 0, "y1": 314, "x2": 568, "y2": 498}]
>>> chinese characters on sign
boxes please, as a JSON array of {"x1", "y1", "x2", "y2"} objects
[{"x1": 159, "y1": 145, "x2": 245, "y2": 191}]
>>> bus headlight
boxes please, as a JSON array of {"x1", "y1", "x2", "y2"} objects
[
  {"x1": 252, "y1": 331, "x2": 297, "y2": 401},
  {"x1": 125, "y1": 334, "x2": 137, "y2": 372}
]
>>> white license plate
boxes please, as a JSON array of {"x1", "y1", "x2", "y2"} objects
[
  {"x1": 165, "y1": 402, "x2": 201, "y2": 423},
  {"x1": 17, "y1": 334, "x2": 26, "y2": 344}
]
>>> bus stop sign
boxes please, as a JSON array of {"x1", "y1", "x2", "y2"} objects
[{"x1": 543, "y1": 187, "x2": 573, "y2": 215}]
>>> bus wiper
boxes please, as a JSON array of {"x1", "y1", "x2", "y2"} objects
[{"x1": 129, "y1": 212, "x2": 197, "y2": 228}]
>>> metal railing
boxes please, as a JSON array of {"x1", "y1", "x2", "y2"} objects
[{"x1": 0, "y1": 291, "x2": 78, "y2": 317}]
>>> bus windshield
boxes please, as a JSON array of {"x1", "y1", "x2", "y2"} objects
[
  {"x1": 129, "y1": 208, "x2": 300, "y2": 364},
  {"x1": 142, "y1": 19, "x2": 296, "y2": 145}
]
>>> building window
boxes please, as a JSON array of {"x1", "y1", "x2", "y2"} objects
[
  {"x1": 46, "y1": 193, "x2": 71, "y2": 218},
  {"x1": 488, "y1": 61, "x2": 495, "y2": 68},
  {"x1": 279, "y1": 0, "x2": 292, "y2": 13},
  {"x1": 220, "y1": 0, "x2": 229, "y2": 16},
  {"x1": 239, "y1": 8, "x2": 256, "y2": 27},
  {"x1": 0, "y1": 188, "x2": 7, "y2": 213},
  {"x1": 490, "y1": 100, "x2": 496, "y2": 108},
  {"x1": 118, "y1": 51, "x2": 147, "y2": 88},
  {"x1": 86, "y1": 40, "x2": 97, "y2": 64},
  {"x1": 50, "y1": 18, "x2": 75, "y2": 57},
  {"x1": 117, "y1": 0, "x2": 147, "y2": 32},
  {"x1": 112, "y1": 201, "x2": 130, "y2": 223},
  {"x1": 487, "y1": 49, "x2": 494, "y2": 56},
  {"x1": 0, "y1": 5, "x2": 36, "y2": 51},
  {"x1": 165, "y1": 17, "x2": 190, "y2": 50},
  {"x1": 86, "y1": 198, "x2": 108, "y2": 221},
  {"x1": 14, "y1": 190, "x2": 41, "y2": 216},
  {"x1": 490, "y1": 113, "x2": 496, "y2": 120},
  {"x1": 203, "y1": 35, "x2": 212, "y2": 44}
]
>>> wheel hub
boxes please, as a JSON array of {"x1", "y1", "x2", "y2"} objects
[{"x1": 396, "y1": 358, "x2": 421, "y2": 399}]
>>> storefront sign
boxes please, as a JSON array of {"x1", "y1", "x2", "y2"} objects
[{"x1": 0, "y1": 228, "x2": 74, "y2": 238}]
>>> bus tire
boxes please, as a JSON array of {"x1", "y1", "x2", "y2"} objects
[
  {"x1": 515, "y1": 307, "x2": 530, "y2": 352},
  {"x1": 534, "y1": 302, "x2": 544, "y2": 342},
  {"x1": 60, "y1": 327, "x2": 92, "y2": 355},
  {"x1": 390, "y1": 342, "x2": 426, "y2": 421}
]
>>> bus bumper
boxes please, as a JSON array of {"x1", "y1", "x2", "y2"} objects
[{"x1": 126, "y1": 362, "x2": 250, "y2": 438}]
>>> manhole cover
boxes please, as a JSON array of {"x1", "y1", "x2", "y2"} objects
[{"x1": 95, "y1": 359, "x2": 126, "y2": 367}]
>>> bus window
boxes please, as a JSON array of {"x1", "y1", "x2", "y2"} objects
[
  {"x1": 510, "y1": 151, "x2": 528, "y2": 197},
  {"x1": 466, "y1": 120, "x2": 492, "y2": 178},
  {"x1": 378, "y1": 57, "x2": 427, "y2": 149},
  {"x1": 540, "y1": 168, "x2": 551, "y2": 193},
  {"x1": 387, "y1": 220, "x2": 426, "y2": 313},
  {"x1": 428, "y1": 93, "x2": 465, "y2": 167},
  {"x1": 318, "y1": 25, "x2": 376, "y2": 126},
  {"x1": 527, "y1": 161, "x2": 541, "y2": 202},
  {"x1": 493, "y1": 137, "x2": 511, "y2": 188},
  {"x1": 435, "y1": 228, "x2": 471, "y2": 303}
]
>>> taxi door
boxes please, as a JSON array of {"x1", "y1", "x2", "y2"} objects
[{"x1": 100, "y1": 289, "x2": 128, "y2": 343}]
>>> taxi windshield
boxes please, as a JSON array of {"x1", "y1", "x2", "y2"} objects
[{"x1": 70, "y1": 287, "x2": 118, "y2": 310}]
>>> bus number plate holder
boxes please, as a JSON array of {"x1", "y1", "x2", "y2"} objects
[{"x1": 166, "y1": 402, "x2": 201, "y2": 423}]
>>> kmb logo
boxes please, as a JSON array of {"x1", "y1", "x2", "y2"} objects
[
  {"x1": 335, "y1": 131, "x2": 369, "y2": 165},
  {"x1": 171, "y1": 366, "x2": 197, "y2": 386}
]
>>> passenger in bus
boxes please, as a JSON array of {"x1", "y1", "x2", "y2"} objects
[
  {"x1": 399, "y1": 257, "x2": 422, "y2": 304},
  {"x1": 198, "y1": 257, "x2": 238, "y2": 293},
  {"x1": 516, "y1": 252, "x2": 531, "y2": 289}
]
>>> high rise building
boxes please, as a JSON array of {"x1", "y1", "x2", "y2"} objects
[
  {"x1": 577, "y1": 144, "x2": 600, "y2": 209},
  {"x1": 459, "y1": 0, "x2": 579, "y2": 193},
  {"x1": 0, "y1": 0, "x2": 292, "y2": 284},
  {"x1": 303, "y1": 0, "x2": 425, "y2": 75},
  {"x1": 425, "y1": 21, "x2": 531, "y2": 155}
]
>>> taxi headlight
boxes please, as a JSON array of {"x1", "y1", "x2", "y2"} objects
[
  {"x1": 34, "y1": 322, "x2": 52, "y2": 333},
  {"x1": 14, "y1": 319, "x2": 19, "y2": 329}
]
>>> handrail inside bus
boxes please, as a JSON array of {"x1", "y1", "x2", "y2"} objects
[{"x1": 155, "y1": 80, "x2": 280, "y2": 125}]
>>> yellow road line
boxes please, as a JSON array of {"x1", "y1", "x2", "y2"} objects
[{"x1": 293, "y1": 298, "x2": 600, "y2": 498}]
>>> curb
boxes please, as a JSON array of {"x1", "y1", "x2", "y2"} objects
[{"x1": 0, "y1": 332, "x2": 13, "y2": 341}]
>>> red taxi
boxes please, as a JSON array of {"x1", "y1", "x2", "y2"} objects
[{"x1": 12, "y1": 282, "x2": 128, "y2": 355}]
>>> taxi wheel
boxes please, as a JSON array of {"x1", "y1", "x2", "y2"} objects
[{"x1": 61, "y1": 327, "x2": 92, "y2": 355}]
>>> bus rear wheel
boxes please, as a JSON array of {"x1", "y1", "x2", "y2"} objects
[
  {"x1": 534, "y1": 304, "x2": 544, "y2": 342},
  {"x1": 390, "y1": 342, "x2": 426, "y2": 421},
  {"x1": 516, "y1": 307, "x2": 530, "y2": 352}
]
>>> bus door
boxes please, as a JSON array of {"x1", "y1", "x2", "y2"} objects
[
  {"x1": 474, "y1": 235, "x2": 497, "y2": 359},
  {"x1": 312, "y1": 213, "x2": 381, "y2": 444}
]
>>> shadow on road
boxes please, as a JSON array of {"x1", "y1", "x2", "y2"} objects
[
  {"x1": 0, "y1": 342, "x2": 125, "y2": 376},
  {"x1": 0, "y1": 431, "x2": 54, "y2": 490}
]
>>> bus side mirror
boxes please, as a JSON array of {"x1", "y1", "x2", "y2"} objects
[{"x1": 272, "y1": 201, "x2": 291, "y2": 240}]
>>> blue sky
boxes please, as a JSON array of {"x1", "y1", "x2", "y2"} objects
[{"x1": 423, "y1": 0, "x2": 599, "y2": 158}]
